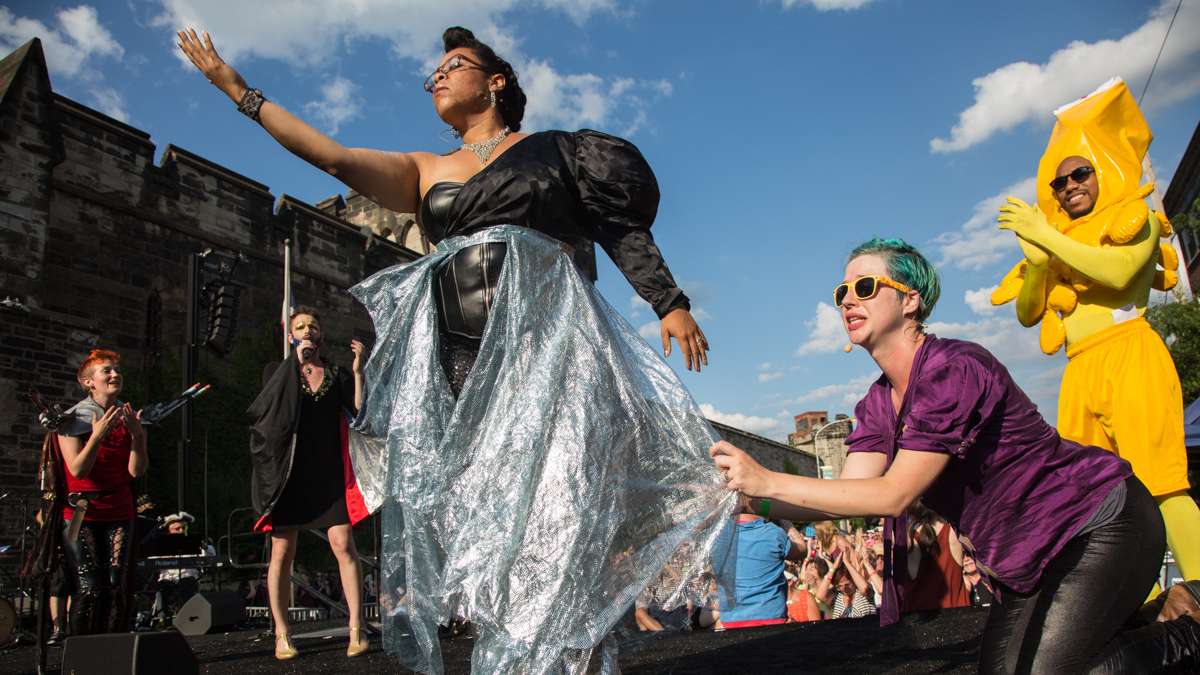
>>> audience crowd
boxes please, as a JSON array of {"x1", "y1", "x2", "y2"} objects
[{"x1": 635, "y1": 500, "x2": 988, "y2": 633}]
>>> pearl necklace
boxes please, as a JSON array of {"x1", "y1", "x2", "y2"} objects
[{"x1": 462, "y1": 127, "x2": 510, "y2": 164}]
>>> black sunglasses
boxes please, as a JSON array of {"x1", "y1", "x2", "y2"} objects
[{"x1": 1049, "y1": 165, "x2": 1095, "y2": 191}]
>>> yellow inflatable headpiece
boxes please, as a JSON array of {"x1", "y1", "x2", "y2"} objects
[
  {"x1": 991, "y1": 77, "x2": 1178, "y2": 354},
  {"x1": 1036, "y1": 77, "x2": 1152, "y2": 237}
]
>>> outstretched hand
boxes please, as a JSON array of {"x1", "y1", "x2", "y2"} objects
[
  {"x1": 660, "y1": 308, "x2": 709, "y2": 372},
  {"x1": 176, "y1": 28, "x2": 246, "y2": 101}
]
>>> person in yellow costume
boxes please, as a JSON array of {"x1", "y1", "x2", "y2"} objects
[{"x1": 991, "y1": 77, "x2": 1198, "y2": 588}]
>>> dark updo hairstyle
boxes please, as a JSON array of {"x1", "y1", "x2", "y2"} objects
[{"x1": 442, "y1": 26, "x2": 526, "y2": 132}]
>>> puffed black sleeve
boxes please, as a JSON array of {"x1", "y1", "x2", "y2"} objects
[{"x1": 573, "y1": 130, "x2": 691, "y2": 318}]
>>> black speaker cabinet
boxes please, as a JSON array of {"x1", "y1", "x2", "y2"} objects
[
  {"x1": 172, "y1": 590, "x2": 245, "y2": 636},
  {"x1": 61, "y1": 631, "x2": 198, "y2": 675}
]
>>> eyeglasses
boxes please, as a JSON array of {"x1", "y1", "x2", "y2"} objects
[
  {"x1": 423, "y1": 54, "x2": 486, "y2": 93},
  {"x1": 1049, "y1": 165, "x2": 1095, "y2": 191},
  {"x1": 834, "y1": 275, "x2": 912, "y2": 307}
]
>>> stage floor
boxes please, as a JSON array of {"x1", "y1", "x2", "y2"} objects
[{"x1": 0, "y1": 607, "x2": 986, "y2": 673}]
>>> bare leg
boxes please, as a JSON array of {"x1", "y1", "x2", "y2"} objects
[
  {"x1": 327, "y1": 524, "x2": 362, "y2": 630},
  {"x1": 267, "y1": 531, "x2": 299, "y2": 637},
  {"x1": 50, "y1": 596, "x2": 66, "y2": 630}
]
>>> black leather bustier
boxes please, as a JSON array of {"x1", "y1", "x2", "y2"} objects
[
  {"x1": 423, "y1": 182, "x2": 507, "y2": 340},
  {"x1": 416, "y1": 131, "x2": 691, "y2": 338}
]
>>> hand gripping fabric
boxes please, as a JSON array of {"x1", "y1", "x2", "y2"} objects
[{"x1": 347, "y1": 225, "x2": 737, "y2": 674}]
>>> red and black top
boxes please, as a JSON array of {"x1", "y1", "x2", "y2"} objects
[{"x1": 59, "y1": 397, "x2": 134, "y2": 522}]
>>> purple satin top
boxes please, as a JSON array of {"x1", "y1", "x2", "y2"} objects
[{"x1": 844, "y1": 336, "x2": 1130, "y2": 626}]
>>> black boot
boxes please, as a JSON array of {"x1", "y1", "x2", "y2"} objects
[
  {"x1": 1129, "y1": 581, "x2": 1200, "y2": 627},
  {"x1": 1089, "y1": 613, "x2": 1200, "y2": 674}
]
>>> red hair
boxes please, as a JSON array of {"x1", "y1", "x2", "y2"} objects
[{"x1": 76, "y1": 349, "x2": 121, "y2": 385}]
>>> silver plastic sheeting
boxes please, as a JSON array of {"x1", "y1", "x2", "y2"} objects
[{"x1": 349, "y1": 225, "x2": 737, "y2": 674}]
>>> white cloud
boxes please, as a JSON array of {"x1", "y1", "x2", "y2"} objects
[
  {"x1": 629, "y1": 293, "x2": 651, "y2": 316},
  {"x1": 758, "y1": 362, "x2": 772, "y2": 370},
  {"x1": 795, "y1": 302, "x2": 845, "y2": 355},
  {"x1": 932, "y1": 177, "x2": 1035, "y2": 271},
  {"x1": 521, "y1": 60, "x2": 672, "y2": 133},
  {"x1": 699, "y1": 403, "x2": 780, "y2": 434},
  {"x1": 303, "y1": 76, "x2": 361, "y2": 135},
  {"x1": 931, "y1": 0, "x2": 1200, "y2": 153},
  {"x1": 154, "y1": 0, "x2": 667, "y2": 134},
  {"x1": 925, "y1": 316, "x2": 1042, "y2": 366},
  {"x1": 637, "y1": 320, "x2": 660, "y2": 343},
  {"x1": 89, "y1": 86, "x2": 129, "y2": 121},
  {"x1": 758, "y1": 371, "x2": 783, "y2": 383},
  {"x1": 0, "y1": 5, "x2": 124, "y2": 78},
  {"x1": 778, "y1": 0, "x2": 875, "y2": 10},
  {"x1": 786, "y1": 373, "x2": 878, "y2": 408},
  {"x1": 965, "y1": 286, "x2": 999, "y2": 315},
  {"x1": 0, "y1": 6, "x2": 131, "y2": 122},
  {"x1": 536, "y1": 0, "x2": 618, "y2": 24}
]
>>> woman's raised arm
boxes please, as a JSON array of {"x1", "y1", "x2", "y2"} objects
[{"x1": 177, "y1": 29, "x2": 427, "y2": 213}]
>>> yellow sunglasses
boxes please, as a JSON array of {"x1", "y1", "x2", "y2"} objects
[{"x1": 834, "y1": 275, "x2": 912, "y2": 307}]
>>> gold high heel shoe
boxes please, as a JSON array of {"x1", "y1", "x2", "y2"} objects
[
  {"x1": 346, "y1": 626, "x2": 369, "y2": 657},
  {"x1": 275, "y1": 632, "x2": 299, "y2": 660}
]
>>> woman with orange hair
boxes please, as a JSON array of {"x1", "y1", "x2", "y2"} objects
[{"x1": 55, "y1": 349, "x2": 147, "y2": 635}]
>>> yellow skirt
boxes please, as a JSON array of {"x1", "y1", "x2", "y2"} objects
[{"x1": 1058, "y1": 318, "x2": 1189, "y2": 496}]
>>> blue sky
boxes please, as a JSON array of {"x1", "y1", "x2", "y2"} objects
[{"x1": 4, "y1": 0, "x2": 1198, "y2": 441}]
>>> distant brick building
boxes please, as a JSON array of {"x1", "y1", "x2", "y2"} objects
[
  {"x1": 786, "y1": 411, "x2": 854, "y2": 479},
  {"x1": 787, "y1": 410, "x2": 828, "y2": 446}
]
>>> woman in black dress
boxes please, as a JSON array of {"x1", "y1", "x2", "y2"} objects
[
  {"x1": 182, "y1": 27, "x2": 733, "y2": 674},
  {"x1": 247, "y1": 308, "x2": 369, "y2": 659}
]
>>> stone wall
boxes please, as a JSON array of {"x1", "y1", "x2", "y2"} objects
[{"x1": 711, "y1": 421, "x2": 819, "y2": 477}]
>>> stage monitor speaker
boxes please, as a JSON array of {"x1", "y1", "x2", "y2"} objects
[
  {"x1": 173, "y1": 590, "x2": 246, "y2": 636},
  {"x1": 61, "y1": 630, "x2": 198, "y2": 675}
]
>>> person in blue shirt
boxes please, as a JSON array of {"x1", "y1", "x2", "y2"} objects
[{"x1": 712, "y1": 498, "x2": 807, "y2": 629}]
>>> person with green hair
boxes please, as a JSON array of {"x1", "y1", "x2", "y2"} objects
[{"x1": 711, "y1": 238, "x2": 1200, "y2": 671}]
